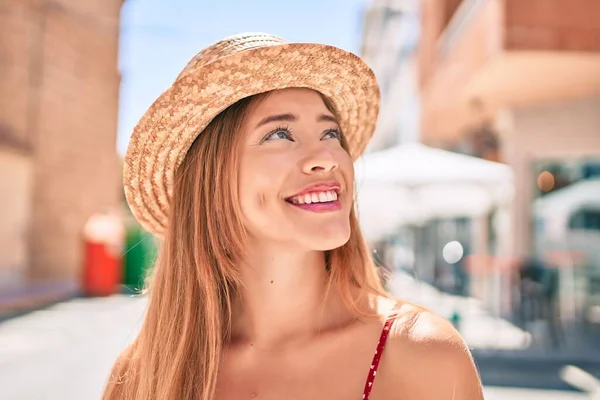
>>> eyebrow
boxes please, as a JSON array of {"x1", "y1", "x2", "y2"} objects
[{"x1": 254, "y1": 113, "x2": 338, "y2": 129}]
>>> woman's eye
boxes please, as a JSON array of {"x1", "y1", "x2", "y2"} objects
[
  {"x1": 323, "y1": 129, "x2": 342, "y2": 140},
  {"x1": 264, "y1": 128, "x2": 293, "y2": 142}
]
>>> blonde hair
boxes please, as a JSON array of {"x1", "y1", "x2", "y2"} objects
[{"x1": 103, "y1": 91, "x2": 386, "y2": 400}]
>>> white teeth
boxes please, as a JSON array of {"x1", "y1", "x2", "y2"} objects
[{"x1": 289, "y1": 190, "x2": 339, "y2": 205}]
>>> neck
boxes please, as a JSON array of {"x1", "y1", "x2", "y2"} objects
[{"x1": 230, "y1": 241, "x2": 354, "y2": 348}]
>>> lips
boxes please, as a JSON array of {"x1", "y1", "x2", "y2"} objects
[
  {"x1": 288, "y1": 190, "x2": 338, "y2": 204},
  {"x1": 284, "y1": 182, "x2": 342, "y2": 213},
  {"x1": 285, "y1": 182, "x2": 341, "y2": 204}
]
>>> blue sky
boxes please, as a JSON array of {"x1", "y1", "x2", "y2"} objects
[{"x1": 117, "y1": 0, "x2": 369, "y2": 154}]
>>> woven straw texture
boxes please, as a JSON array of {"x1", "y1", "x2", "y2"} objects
[{"x1": 123, "y1": 32, "x2": 381, "y2": 237}]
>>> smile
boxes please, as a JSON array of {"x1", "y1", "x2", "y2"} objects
[
  {"x1": 287, "y1": 190, "x2": 338, "y2": 204},
  {"x1": 285, "y1": 184, "x2": 342, "y2": 213}
]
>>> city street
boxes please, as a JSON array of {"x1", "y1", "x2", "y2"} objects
[
  {"x1": 0, "y1": 294, "x2": 593, "y2": 399},
  {"x1": 1, "y1": 1, "x2": 599, "y2": 400}
]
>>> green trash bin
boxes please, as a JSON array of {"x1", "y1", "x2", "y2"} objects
[{"x1": 123, "y1": 225, "x2": 157, "y2": 293}]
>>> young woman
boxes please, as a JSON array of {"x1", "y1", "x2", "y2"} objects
[{"x1": 104, "y1": 33, "x2": 483, "y2": 400}]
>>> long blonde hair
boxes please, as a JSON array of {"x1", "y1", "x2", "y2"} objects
[{"x1": 103, "y1": 91, "x2": 386, "y2": 400}]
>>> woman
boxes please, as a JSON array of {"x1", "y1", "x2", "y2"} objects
[{"x1": 105, "y1": 33, "x2": 483, "y2": 399}]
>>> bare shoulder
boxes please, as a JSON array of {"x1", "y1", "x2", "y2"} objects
[
  {"x1": 379, "y1": 301, "x2": 484, "y2": 400},
  {"x1": 391, "y1": 302, "x2": 470, "y2": 351}
]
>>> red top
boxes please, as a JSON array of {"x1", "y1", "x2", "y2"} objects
[{"x1": 362, "y1": 305, "x2": 401, "y2": 399}]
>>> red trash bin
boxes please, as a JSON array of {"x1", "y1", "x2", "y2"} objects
[{"x1": 82, "y1": 211, "x2": 124, "y2": 296}]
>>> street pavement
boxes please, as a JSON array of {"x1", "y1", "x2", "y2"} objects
[
  {"x1": 484, "y1": 387, "x2": 587, "y2": 399},
  {"x1": 0, "y1": 294, "x2": 592, "y2": 400},
  {"x1": 0, "y1": 295, "x2": 144, "y2": 400}
]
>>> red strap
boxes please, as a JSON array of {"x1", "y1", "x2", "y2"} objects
[{"x1": 362, "y1": 305, "x2": 400, "y2": 399}]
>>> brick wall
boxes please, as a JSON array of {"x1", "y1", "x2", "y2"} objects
[
  {"x1": 506, "y1": 0, "x2": 600, "y2": 52},
  {"x1": 0, "y1": 0, "x2": 123, "y2": 283}
]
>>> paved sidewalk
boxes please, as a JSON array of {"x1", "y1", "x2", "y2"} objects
[
  {"x1": 484, "y1": 386, "x2": 587, "y2": 399},
  {"x1": 0, "y1": 295, "x2": 145, "y2": 400}
]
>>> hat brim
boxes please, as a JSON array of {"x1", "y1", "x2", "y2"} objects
[{"x1": 123, "y1": 42, "x2": 380, "y2": 237}]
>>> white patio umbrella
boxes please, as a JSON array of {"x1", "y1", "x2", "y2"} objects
[{"x1": 353, "y1": 143, "x2": 514, "y2": 241}]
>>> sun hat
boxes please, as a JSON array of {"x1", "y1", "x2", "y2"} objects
[{"x1": 123, "y1": 32, "x2": 381, "y2": 237}]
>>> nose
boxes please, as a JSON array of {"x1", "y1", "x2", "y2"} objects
[{"x1": 300, "y1": 147, "x2": 339, "y2": 175}]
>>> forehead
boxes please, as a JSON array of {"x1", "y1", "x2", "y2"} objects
[{"x1": 246, "y1": 88, "x2": 332, "y2": 120}]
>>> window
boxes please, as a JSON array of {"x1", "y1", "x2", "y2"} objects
[{"x1": 569, "y1": 209, "x2": 600, "y2": 231}]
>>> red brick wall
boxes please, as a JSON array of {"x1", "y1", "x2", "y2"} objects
[
  {"x1": 505, "y1": 0, "x2": 600, "y2": 51},
  {"x1": 0, "y1": 0, "x2": 123, "y2": 282}
]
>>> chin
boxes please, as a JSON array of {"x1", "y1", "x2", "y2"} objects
[{"x1": 305, "y1": 226, "x2": 351, "y2": 251}]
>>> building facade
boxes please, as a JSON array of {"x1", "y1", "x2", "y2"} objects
[
  {"x1": 0, "y1": 0, "x2": 123, "y2": 295},
  {"x1": 418, "y1": 0, "x2": 600, "y2": 316},
  {"x1": 360, "y1": 0, "x2": 421, "y2": 151}
]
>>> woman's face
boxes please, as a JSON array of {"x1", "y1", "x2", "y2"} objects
[{"x1": 237, "y1": 88, "x2": 354, "y2": 251}]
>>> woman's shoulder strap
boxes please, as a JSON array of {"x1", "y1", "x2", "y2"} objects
[{"x1": 362, "y1": 303, "x2": 402, "y2": 399}]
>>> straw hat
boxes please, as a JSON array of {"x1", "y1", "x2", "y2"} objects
[{"x1": 123, "y1": 32, "x2": 381, "y2": 237}]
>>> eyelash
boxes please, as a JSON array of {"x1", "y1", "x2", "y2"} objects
[{"x1": 262, "y1": 126, "x2": 342, "y2": 143}]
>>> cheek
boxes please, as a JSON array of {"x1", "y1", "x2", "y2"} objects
[
  {"x1": 258, "y1": 192, "x2": 268, "y2": 209},
  {"x1": 344, "y1": 158, "x2": 355, "y2": 183},
  {"x1": 238, "y1": 156, "x2": 283, "y2": 214},
  {"x1": 238, "y1": 173, "x2": 262, "y2": 214},
  {"x1": 238, "y1": 172, "x2": 284, "y2": 236},
  {"x1": 335, "y1": 148, "x2": 355, "y2": 182}
]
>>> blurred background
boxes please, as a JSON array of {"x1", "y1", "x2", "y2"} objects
[{"x1": 1, "y1": 0, "x2": 599, "y2": 398}]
